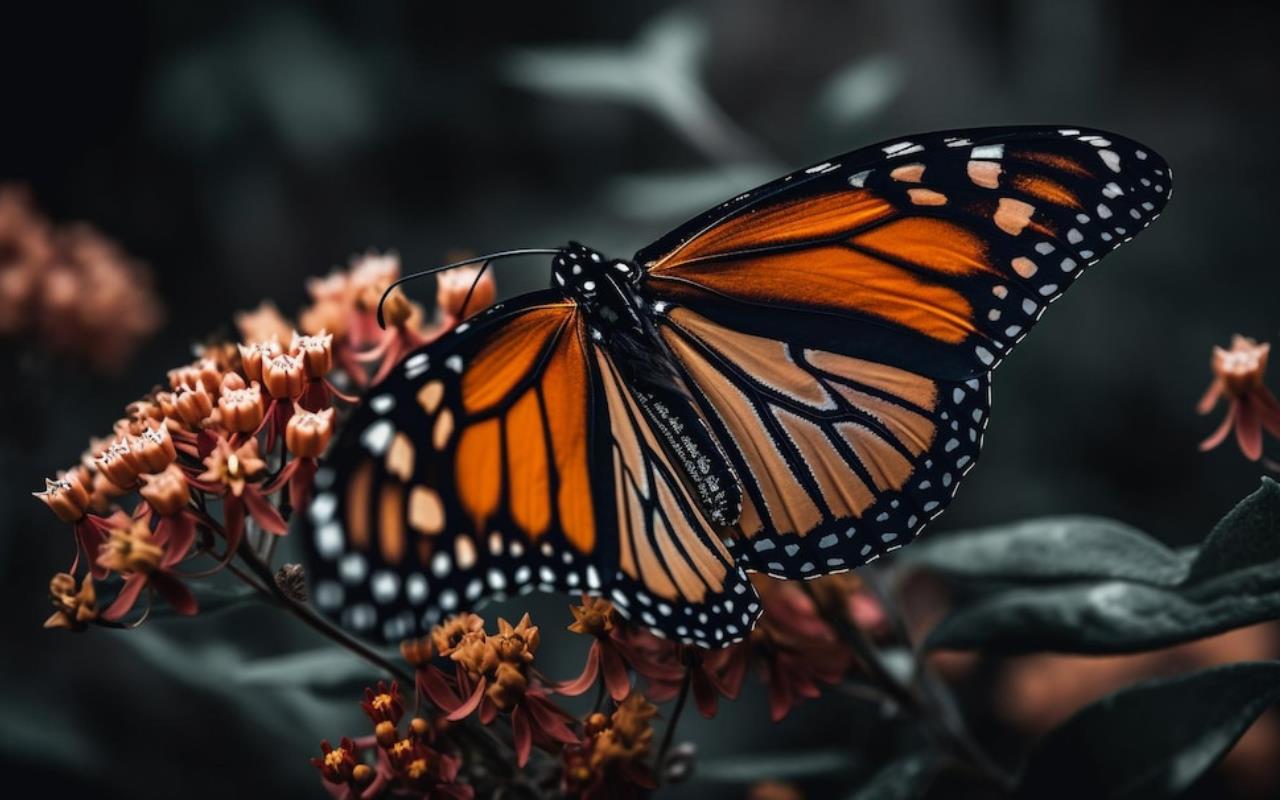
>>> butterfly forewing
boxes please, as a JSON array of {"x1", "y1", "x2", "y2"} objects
[
  {"x1": 637, "y1": 126, "x2": 1171, "y2": 578},
  {"x1": 303, "y1": 289, "x2": 760, "y2": 645}
]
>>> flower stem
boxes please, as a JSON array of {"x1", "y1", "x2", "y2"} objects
[
  {"x1": 231, "y1": 530, "x2": 412, "y2": 685},
  {"x1": 656, "y1": 658, "x2": 693, "y2": 778}
]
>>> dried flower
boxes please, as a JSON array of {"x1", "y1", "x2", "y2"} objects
[
  {"x1": 286, "y1": 407, "x2": 335, "y2": 458},
  {"x1": 1198, "y1": 335, "x2": 1280, "y2": 460},
  {"x1": 44, "y1": 572, "x2": 97, "y2": 630}
]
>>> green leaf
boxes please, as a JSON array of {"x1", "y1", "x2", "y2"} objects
[
  {"x1": 847, "y1": 752, "x2": 937, "y2": 800},
  {"x1": 919, "y1": 479, "x2": 1280, "y2": 653},
  {"x1": 1016, "y1": 661, "x2": 1280, "y2": 799}
]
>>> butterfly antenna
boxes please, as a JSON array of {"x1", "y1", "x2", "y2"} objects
[{"x1": 375, "y1": 248, "x2": 562, "y2": 329}]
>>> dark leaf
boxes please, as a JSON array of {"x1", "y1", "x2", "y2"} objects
[
  {"x1": 901, "y1": 517, "x2": 1188, "y2": 586},
  {"x1": 847, "y1": 752, "x2": 937, "y2": 800},
  {"x1": 920, "y1": 479, "x2": 1280, "y2": 653},
  {"x1": 1016, "y1": 661, "x2": 1280, "y2": 799}
]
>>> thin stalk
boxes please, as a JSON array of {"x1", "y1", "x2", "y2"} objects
[{"x1": 656, "y1": 660, "x2": 693, "y2": 775}]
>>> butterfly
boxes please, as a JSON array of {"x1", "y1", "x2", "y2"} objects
[{"x1": 300, "y1": 126, "x2": 1171, "y2": 647}]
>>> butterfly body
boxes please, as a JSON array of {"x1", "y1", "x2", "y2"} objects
[{"x1": 303, "y1": 126, "x2": 1172, "y2": 647}]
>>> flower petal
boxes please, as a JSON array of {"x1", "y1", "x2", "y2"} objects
[
  {"x1": 446, "y1": 678, "x2": 487, "y2": 721},
  {"x1": 512, "y1": 705, "x2": 533, "y2": 768},
  {"x1": 102, "y1": 573, "x2": 149, "y2": 621},
  {"x1": 243, "y1": 488, "x2": 288, "y2": 534}
]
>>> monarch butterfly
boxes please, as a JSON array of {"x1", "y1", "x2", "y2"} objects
[{"x1": 301, "y1": 126, "x2": 1171, "y2": 647}]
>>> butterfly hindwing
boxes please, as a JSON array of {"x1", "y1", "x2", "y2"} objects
[{"x1": 638, "y1": 126, "x2": 1171, "y2": 578}]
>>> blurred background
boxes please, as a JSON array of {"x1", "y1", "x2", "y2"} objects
[{"x1": 2, "y1": 1, "x2": 1277, "y2": 797}]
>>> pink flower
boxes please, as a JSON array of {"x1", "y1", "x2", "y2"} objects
[{"x1": 1198, "y1": 335, "x2": 1280, "y2": 460}]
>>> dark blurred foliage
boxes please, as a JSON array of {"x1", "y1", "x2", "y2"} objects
[{"x1": 3, "y1": 1, "x2": 1278, "y2": 797}]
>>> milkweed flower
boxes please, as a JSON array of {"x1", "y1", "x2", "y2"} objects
[
  {"x1": 1198, "y1": 335, "x2": 1280, "y2": 460},
  {"x1": 557, "y1": 596, "x2": 634, "y2": 702},
  {"x1": 44, "y1": 572, "x2": 98, "y2": 631},
  {"x1": 97, "y1": 517, "x2": 197, "y2": 620},
  {"x1": 562, "y1": 693, "x2": 658, "y2": 799}
]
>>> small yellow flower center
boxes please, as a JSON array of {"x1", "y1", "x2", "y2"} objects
[
  {"x1": 392, "y1": 739, "x2": 412, "y2": 758},
  {"x1": 372, "y1": 693, "x2": 393, "y2": 711},
  {"x1": 227, "y1": 454, "x2": 240, "y2": 476},
  {"x1": 323, "y1": 748, "x2": 348, "y2": 769},
  {"x1": 407, "y1": 758, "x2": 428, "y2": 779}
]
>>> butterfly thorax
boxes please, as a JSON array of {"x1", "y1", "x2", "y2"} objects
[{"x1": 552, "y1": 241, "x2": 743, "y2": 529}]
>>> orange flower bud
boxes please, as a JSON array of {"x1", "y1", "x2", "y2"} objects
[
  {"x1": 95, "y1": 439, "x2": 139, "y2": 489},
  {"x1": 175, "y1": 383, "x2": 214, "y2": 428},
  {"x1": 375, "y1": 720, "x2": 398, "y2": 748},
  {"x1": 437, "y1": 264, "x2": 495, "y2": 321},
  {"x1": 262, "y1": 352, "x2": 306, "y2": 399},
  {"x1": 290, "y1": 330, "x2": 334, "y2": 379},
  {"x1": 285, "y1": 407, "x2": 335, "y2": 458},
  {"x1": 238, "y1": 337, "x2": 282, "y2": 384},
  {"x1": 34, "y1": 474, "x2": 91, "y2": 523},
  {"x1": 584, "y1": 712, "x2": 610, "y2": 737},
  {"x1": 169, "y1": 357, "x2": 222, "y2": 395},
  {"x1": 139, "y1": 464, "x2": 190, "y2": 516},
  {"x1": 218, "y1": 382, "x2": 265, "y2": 434},
  {"x1": 128, "y1": 423, "x2": 177, "y2": 473},
  {"x1": 1212, "y1": 335, "x2": 1270, "y2": 397},
  {"x1": 568, "y1": 596, "x2": 616, "y2": 637},
  {"x1": 408, "y1": 717, "x2": 430, "y2": 739},
  {"x1": 351, "y1": 763, "x2": 374, "y2": 787}
]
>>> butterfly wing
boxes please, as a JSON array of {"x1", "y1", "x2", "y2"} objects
[
  {"x1": 302, "y1": 290, "x2": 759, "y2": 644},
  {"x1": 636, "y1": 126, "x2": 1171, "y2": 578}
]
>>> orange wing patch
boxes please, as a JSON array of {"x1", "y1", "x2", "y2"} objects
[
  {"x1": 651, "y1": 190, "x2": 894, "y2": 270},
  {"x1": 462, "y1": 304, "x2": 572, "y2": 413},
  {"x1": 656, "y1": 245, "x2": 977, "y2": 344}
]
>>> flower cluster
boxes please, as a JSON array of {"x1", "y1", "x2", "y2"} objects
[
  {"x1": 312, "y1": 681, "x2": 472, "y2": 800},
  {"x1": 33, "y1": 251, "x2": 494, "y2": 629},
  {"x1": 0, "y1": 184, "x2": 162, "y2": 370}
]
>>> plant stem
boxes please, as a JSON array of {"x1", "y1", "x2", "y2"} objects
[
  {"x1": 234, "y1": 537, "x2": 413, "y2": 685},
  {"x1": 656, "y1": 659, "x2": 693, "y2": 777}
]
